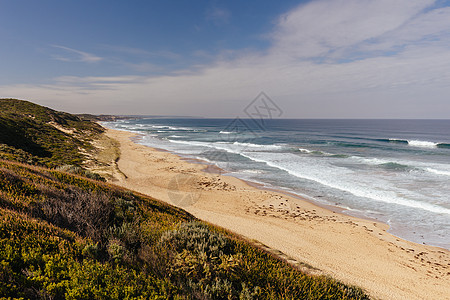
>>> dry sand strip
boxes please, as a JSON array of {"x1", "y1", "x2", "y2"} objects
[{"x1": 97, "y1": 128, "x2": 449, "y2": 300}]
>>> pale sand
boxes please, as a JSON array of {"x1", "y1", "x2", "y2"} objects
[{"x1": 96, "y1": 129, "x2": 449, "y2": 300}]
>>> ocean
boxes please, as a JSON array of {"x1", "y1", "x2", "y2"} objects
[{"x1": 103, "y1": 118, "x2": 450, "y2": 249}]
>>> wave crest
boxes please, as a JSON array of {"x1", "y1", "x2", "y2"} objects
[{"x1": 382, "y1": 138, "x2": 450, "y2": 149}]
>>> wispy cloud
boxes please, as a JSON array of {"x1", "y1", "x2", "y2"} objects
[
  {"x1": 100, "y1": 44, "x2": 180, "y2": 60},
  {"x1": 51, "y1": 45, "x2": 103, "y2": 63}
]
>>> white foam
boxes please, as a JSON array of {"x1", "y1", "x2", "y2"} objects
[
  {"x1": 168, "y1": 139, "x2": 285, "y2": 154},
  {"x1": 169, "y1": 126, "x2": 193, "y2": 131},
  {"x1": 151, "y1": 125, "x2": 193, "y2": 131},
  {"x1": 356, "y1": 157, "x2": 386, "y2": 164},
  {"x1": 352, "y1": 157, "x2": 407, "y2": 167},
  {"x1": 168, "y1": 139, "x2": 210, "y2": 147},
  {"x1": 232, "y1": 142, "x2": 283, "y2": 150},
  {"x1": 239, "y1": 152, "x2": 450, "y2": 215},
  {"x1": 426, "y1": 168, "x2": 450, "y2": 176},
  {"x1": 195, "y1": 156, "x2": 212, "y2": 163},
  {"x1": 388, "y1": 138, "x2": 442, "y2": 148},
  {"x1": 299, "y1": 148, "x2": 313, "y2": 153},
  {"x1": 167, "y1": 139, "x2": 240, "y2": 155},
  {"x1": 408, "y1": 140, "x2": 438, "y2": 148},
  {"x1": 298, "y1": 147, "x2": 336, "y2": 156},
  {"x1": 240, "y1": 169, "x2": 265, "y2": 174}
]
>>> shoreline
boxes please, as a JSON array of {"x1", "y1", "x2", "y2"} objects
[
  {"x1": 129, "y1": 131, "x2": 438, "y2": 249},
  {"x1": 128, "y1": 131, "x2": 450, "y2": 253},
  {"x1": 145, "y1": 141, "x2": 354, "y2": 218},
  {"x1": 93, "y1": 128, "x2": 450, "y2": 300},
  {"x1": 126, "y1": 131, "x2": 370, "y2": 230}
]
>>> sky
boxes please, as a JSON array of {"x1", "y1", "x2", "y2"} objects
[{"x1": 1, "y1": 0, "x2": 450, "y2": 118}]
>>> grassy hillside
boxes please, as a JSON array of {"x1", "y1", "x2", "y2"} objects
[
  {"x1": 0, "y1": 99, "x2": 369, "y2": 299},
  {"x1": 0, "y1": 99, "x2": 103, "y2": 167},
  {"x1": 0, "y1": 160, "x2": 369, "y2": 299}
]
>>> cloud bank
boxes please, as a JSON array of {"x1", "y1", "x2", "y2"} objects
[{"x1": 2, "y1": 0, "x2": 450, "y2": 118}]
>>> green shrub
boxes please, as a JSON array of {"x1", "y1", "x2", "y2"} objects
[
  {"x1": 56, "y1": 165, "x2": 106, "y2": 182},
  {"x1": 160, "y1": 222, "x2": 252, "y2": 298},
  {"x1": 161, "y1": 221, "x2": 234, "y2": 258},
  {"x1": 84, "y1": 169, "x2": 106, "y2": 181},
  {"x1": 107, "y1": 238, "x2": 126, "y2": 262},
  {"x1": 82, "y1": 243, "x2": 100, "y2": 259}
]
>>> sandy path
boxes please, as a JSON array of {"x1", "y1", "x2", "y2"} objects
[{"x1": 101, "y1": 129, "x2": 449, "y2": 300}]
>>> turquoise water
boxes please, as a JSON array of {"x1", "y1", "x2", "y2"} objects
[{"x1": 103, "y1": 119, "x2": 450, "y2": 249}]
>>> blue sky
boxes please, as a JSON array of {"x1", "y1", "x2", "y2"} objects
[
  {"x1": 0, "y1": 1, "x2": 295, "y2": 81},
  {"x1": 1, "y1": 0, "x2": 450, "y2": 118}
]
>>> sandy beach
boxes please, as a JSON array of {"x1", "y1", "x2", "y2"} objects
[{"x1": 90, "y1": 128, "x2": 450, "y2": 300}]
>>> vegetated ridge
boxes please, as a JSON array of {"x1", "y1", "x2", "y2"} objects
[{"x1": 0, "y1": 98, "x2": 103, "y2": 167}]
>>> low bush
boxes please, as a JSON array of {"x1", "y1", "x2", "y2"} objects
[
  {"x1": 56, "y1": 165, "x2": 106, "y2": 182},
  {"x1": 30, "y1": 187, "x2": 114, "y2": 244}
]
